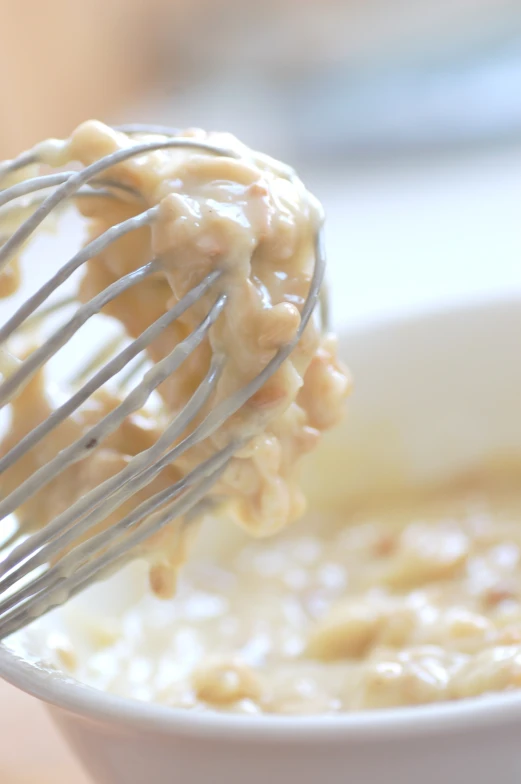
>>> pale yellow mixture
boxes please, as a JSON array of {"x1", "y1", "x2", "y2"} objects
[
  {"x1": 42, "y1": 468, "x2": 521, "y2": 714},
  {"x1": 0, "y1": 121, "x2": 349, "y2": 596},
  {"x1": 5, "y1": 122, "x2": 521, "y2": 717}
]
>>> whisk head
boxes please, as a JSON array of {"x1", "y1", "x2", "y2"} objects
[{"x1": 0, "y1": 124, "x2": 326, "y2": 641}]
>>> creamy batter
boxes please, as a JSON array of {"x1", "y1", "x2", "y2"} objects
[
  {"x1": 39, "y1": 466, "x2": 521, "y2": 714},
  {"x1": 6, "y1": 123, "x2": 518, "y2": 717},
  {"x1": 0, "y1": 121, "x2": 349, "y2": 596}
]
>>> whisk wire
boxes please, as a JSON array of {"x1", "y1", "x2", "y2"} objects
[
  {"x1": 0, "y1": 258, "x2": 161, "y2": 406},
  {"x1": 0, "y1": 127, "x2": 326, "y2": 641},
  {"x1": 0, "y1": 268, "x2": 222, "y2": 480},
  {"x1": 0, "y1": 293, "x2": 227, "y2": 522},
  {"x1": 0, "y1": 354, "x2": 225, "y2": 595},
  {"x1": 0, "y1": 138, "x2": 240, "y2": 275},
  {"x1": 0, "y1": 436, "x2": 237, "y2": 622},
  {"x1": 0, "y1": 206, "x2": 158, "y2": 349},
  {"x1": 0, "y1": 232, "x2": 323, "y2": 607},
  {"x1": 0, "y1": 454, "x2": 231, "y2": 639}
]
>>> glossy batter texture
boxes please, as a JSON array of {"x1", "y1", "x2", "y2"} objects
[
  {"x1": 41, "y1": 469, "x2": 521, "y2": 714},
  {"x1": 0, "y1": 122, "x2": 349, "y2": 596}
]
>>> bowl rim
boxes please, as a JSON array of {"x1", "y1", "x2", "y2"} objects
[
  {"x1": 3, "y1": 292, "x2": 521, "y2": 741},
  {"x1": 4, "y1": 640, "x2": 521, "y2": 740}
]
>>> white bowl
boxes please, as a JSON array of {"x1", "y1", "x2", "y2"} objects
[{"x1": 3, "y1": 296, "x2": 521, "y2": 784}]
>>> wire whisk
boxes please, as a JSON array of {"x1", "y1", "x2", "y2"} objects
[{"x1": 0, "y1": 125, "x2": 326, "y2": 641}]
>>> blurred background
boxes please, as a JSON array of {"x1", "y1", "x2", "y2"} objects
[
  {"x1": 1, "y1": 0, "x2": 521, "y2": 329},
  {"x1": 1, "y1": 0, "x2": 521, "y2": 780}
]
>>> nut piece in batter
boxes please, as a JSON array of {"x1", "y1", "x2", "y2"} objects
[{"x1": 0, "y1": 121, "x2": 350, "y2": 596}]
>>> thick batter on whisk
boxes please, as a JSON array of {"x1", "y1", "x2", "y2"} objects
[{"x1": 0, "y1": 121, "x2": 349, "y2": 597}]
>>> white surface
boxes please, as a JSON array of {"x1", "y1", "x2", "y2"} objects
[
  {"x1": 3, "y1": 298, "x2": 521, "y2": 783},
  {"x1": 309, "y1": 145, "x2": 521, "y2": 329}
]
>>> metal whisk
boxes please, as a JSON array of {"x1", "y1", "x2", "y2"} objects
[{"x1": 0, "y1": 125, "x2": 325, "y2": 641}]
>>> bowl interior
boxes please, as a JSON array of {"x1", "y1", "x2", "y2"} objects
[{"x1": 2, "y1": 294, "x2": 521, "y2": 733}]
